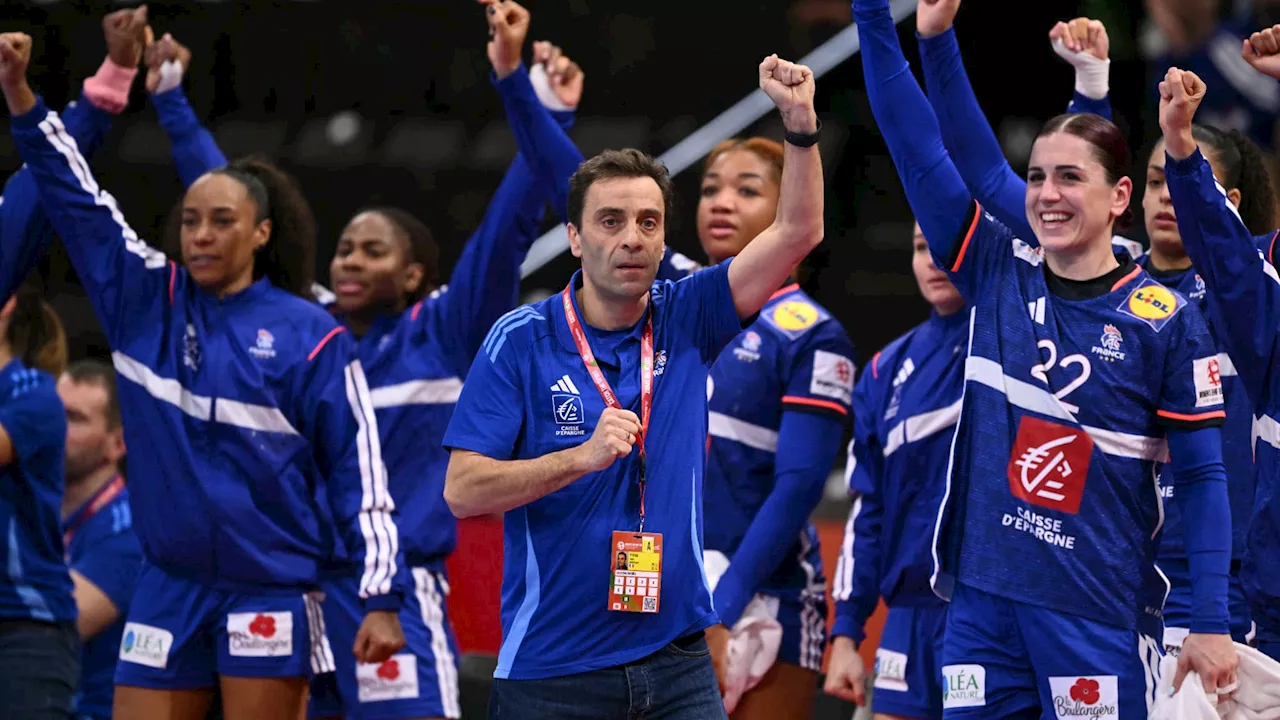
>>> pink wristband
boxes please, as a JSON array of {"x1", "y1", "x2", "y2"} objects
[{"x1": 82, "y1": 58, "x2": 138, "y2": 114}]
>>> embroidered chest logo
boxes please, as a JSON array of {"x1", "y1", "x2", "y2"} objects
[
  {"x1": 249, "y1": 329, "x2": 277, "y2": 359},
  {"x1": 1090, "y1": 324, "x2": 1126, "y2": 363},
  {"x1": 183, "y1": 323, "x2": 201, "y2": 372},
  {"x1": 1191, "y1": 274, "x2": 1206, "y2": 300},
  {"x1": 550, "y1": 375, "x2": 586, "y2": 437},
  {"x1": 734, "y1": 331, "x2": 762, "y2": 362},
  {"x1": 653, "y1": 350, "x2": 667, "y2": 377},
  {"x1": 885, "y1": 358, "x2": 915, "y2": 421}
]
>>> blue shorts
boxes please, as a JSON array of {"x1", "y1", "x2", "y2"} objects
[
  {"x1": 1159, "y1": 559, "x2": 1255, "y2": 652},
  {"x1": 765, "y1": 584, "x2": 827, "y2": 671},
  {"x1": 1256, "y1": 620, "x2": 1280, "y2": 662},
  {"x1": 308, "y1": 566, "x2": 461, "y2": 719},
  {"x1": 872, "y1": 604, "x2": 946, "y2": 719},
  {"x1": 941, "y1": 583, "x2": 1163, "y2": 719},
  {"x1": 114, "y1": 564, "x2": 323, "y2": 690}
]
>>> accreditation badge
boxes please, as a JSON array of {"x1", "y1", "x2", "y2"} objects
[{"x1": 607, "y1": 531, "x2": 662, "y2": 613}]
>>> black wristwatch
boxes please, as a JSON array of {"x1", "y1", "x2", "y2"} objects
[{"x1": 785, "y1": 118, "x2": 822, "y2": 147}]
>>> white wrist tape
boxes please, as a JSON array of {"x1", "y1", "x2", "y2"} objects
[
  {"x1": 1052, "y1": 38, "x2": 1110, "y2": 100},
  {"x1": 154, "y1": 59, "x2": 185, "y2": 95},
  {"x1": 530, "y1": 63, "x2": 573, "y2": 112}
]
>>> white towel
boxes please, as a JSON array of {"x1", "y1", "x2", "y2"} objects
[
  {"x1": 1150, "y1": 642, "x2": 1280, "y2": 719},
  {"x1": 703, "y1": 550, "x2": 784, "y2": 714}
]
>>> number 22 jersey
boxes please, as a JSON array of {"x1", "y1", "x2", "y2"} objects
[{"x1": 932, "y1": 204, "x2": 1226, "y2": 631}]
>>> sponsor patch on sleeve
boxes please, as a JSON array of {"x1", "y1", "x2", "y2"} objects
[
  {"x1": 809, "y1": 350, "x2": 855, "y2": 405},
  {"x1": 1192, "y1": 355, "x2": 1225, "y2": 408}
]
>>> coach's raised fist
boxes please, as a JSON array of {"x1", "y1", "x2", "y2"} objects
[
  {"x1": 760, "y1": 54, "x2": 817, "y2": 134},
  {"x1": 480, "y1": 0, "x2": 530, "y2": 80},
  {"x1": 0, "y1": 33, "x2": 31, "y2": 88},
  {"x1": 916, "y1": 0, "x2": 962, "y2": 40},
  {"x1": 103, "y1": 5, "x2": 148, "y2": 69},
  {"x1": 1243, "y1": 25, "x2": 1280, "y2": 79},
  {"x1": 577, "y1": 407, "x2": 642, "y2": 473}
]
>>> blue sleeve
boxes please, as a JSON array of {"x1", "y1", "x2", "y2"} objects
[
  {"x1": 1165, "y1": 148, "x2": 1280, "y2": 408},
  {"x1": 1167, "y1": 425, "x2": 1231, "y2": 634},
  {"x1": 9, "y1": 97, "x2": 173, "y2": 345},
  {"x1": 780, "y1": 325, "x2": 856, "y2": 417},
  {"x1": 299, "y1": 331, "x2": 403, "y2": 612},
  {"x1": 151, "y1": 85, "x2": 227, "y2": 189},
  {"x1": 1066, "y1": 91, "x2": 1113, "y2": 121},
  {"x1": 72, "y1": 526, "x2": 143, "y2": 612},
  {"x1": 441, "y1": 308, "x2": 536, "y2": 460},
  {"x1": 855, "y1": 0, "x2": 991, "y2": 280},
  {"x1": 0, "y1": 378, "x2": 64, "y2": 471},
  {"x1": 493, "y1": 66, "x2": 585, "y2": 223},
  {"x1": 669, "y1": 259, "x2": 744, "y2": 364},
  {"x1": 917, "y1": 29, "x2": 1034, "y2": 242},
  {"x1": 413, "y1": 153, "x2": 544, "y2": 377},
  {"x1": 831, "y1": 362, "x2": 884, "y2": 644},
  {"x1": 0, "y1": 94, "x2": 114, "y2": 306},
  {"x1": 713, "y1": 410, "x2": 845, "y2": 626}
]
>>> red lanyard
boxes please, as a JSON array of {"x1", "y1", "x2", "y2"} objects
[
  {"x1": 62, "y1": 474, "x2": 125, "y2": 551},
  {"x1": 561, "y1": 285, "x2": 654, "y2": 531}
]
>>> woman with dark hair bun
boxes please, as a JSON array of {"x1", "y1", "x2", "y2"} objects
[
  {"x1": 855, "y1": 0, "x2": 1238, "y2": 712},
  {"x1": 0, "y1": 32, "x2": 405, "y2": 720}
]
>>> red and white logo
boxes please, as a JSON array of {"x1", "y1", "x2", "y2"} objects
[
  {"x1": 1007, "y1": 416, "x2": 1093, "y2": 514},
  {"x1": 1047, "y1": 675, "x2": 1118, "y2": 719},
  {"x1": 356, "y1": 653, "x2": 420, "y2": 703},
  {"x1": 1193, "y1": 355, "x2": 1225, "y2": 408},
  {"x1": 226, "y1": 611, "x2": 292, "y2": 657}
]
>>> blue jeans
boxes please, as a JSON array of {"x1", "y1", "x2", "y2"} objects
[
  {"x1": 489, "y1": 631, "x2": 727, "y2": 720},
  {"x1": 0, "y1": 620, "x2": 80, "y2": 719}
]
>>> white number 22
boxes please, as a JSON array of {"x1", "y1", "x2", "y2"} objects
[{"x1": 1029, "y1": 339, "x2": 1091, "y2": 414}]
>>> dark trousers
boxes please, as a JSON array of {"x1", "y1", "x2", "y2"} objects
[{"x1": 0, "y1": 619, "x2": 80, "y2": 720}]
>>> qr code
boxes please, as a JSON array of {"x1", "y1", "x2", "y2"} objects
[{"x1": 642, "y1": 596, "x2": 657, "y2": 612}]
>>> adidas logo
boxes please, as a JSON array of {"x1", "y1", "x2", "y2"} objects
[{"x1": 550, "y1": 375, "x2": 580, "y2": 395}]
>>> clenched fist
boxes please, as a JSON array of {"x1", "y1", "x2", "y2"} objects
[
  {"x1": 354, "y1": 610, "x2": 406, "y2": 665},
  {"x1": 1158, "y1": 66, "x2": 1206, "y2": 160},
  {"x1": 532, "y1": 41, "x2": 584, "y2": 110},
  {"x1": 103, "y1": 5, "x2": 148, "y2": 69},
  {"x1": 0, "y1": 32, "x2": 31, "y2": 90},
  {"x1": 144, "y1": 30, "x2": 192, "y2": 94},
  {"x1": 1050, "y1": 17, "x2": 1109, "y2": 61},
  {"x1": 916, "y1": 0, "x2": 962, "y2": 40},
  {"x1": 576, "y1": 407, "x2": 642, "y2": 473},
  {"x1": 759, "y1": 54, "x2": 817, "y2": 134},
  {"x1": 1243, "y1": 25, "x2": 1280, "y2": 80},
  {"x1": 479, "y1": 0, "x2": 530, "y2": 80}
]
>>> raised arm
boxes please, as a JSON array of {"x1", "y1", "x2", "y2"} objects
[
  {"x1": 724, "y1": 55, "x2": 824, "y2": 318},
  {"x1": 0, "y1": 10, "x2": 141, "y2": 305},
  {"x1": 145, "y1": 33, "x2": 227, "y2": 188},
  {"x1": 854, "y1": 0, "x2": 978, "y2": 267},
  {"x1": 1161, "y1": 66, "x2": 1280, "y2": 406},
  {"x1": 0, "y1": 33, "x2": 172, "y2": 346}
]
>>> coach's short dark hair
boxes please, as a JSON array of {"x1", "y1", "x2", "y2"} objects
[
  {"x1": 64, "y1": 359, "x2": 121, "y2": 429},
  {"x1": 566, "y1": 149, "x2": 675, "y2": 229}
]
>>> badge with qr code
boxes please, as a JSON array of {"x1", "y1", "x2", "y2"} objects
[{"x1": 607, "y1": 531, "x2": 662, "y2": 613}]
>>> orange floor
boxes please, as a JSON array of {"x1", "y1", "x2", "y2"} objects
[{"x1": 444, "y1": 515, "x2": 888, "y2": 671}]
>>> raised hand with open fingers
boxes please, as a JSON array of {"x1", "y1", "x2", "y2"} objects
[
  {"x1": 1158, "y1": 66, "x2": 1206, "y2": 159},
  {"x1": 916, "y1": 0, "x2": 962, "y2": 40},
  {"x1": 480, "y1": 0, "x2": 530, "y2": 80},
  {"x1": 103, "y1": 5, "x2": 148, "y2": 68},
  {"x1": 759, "y1": 54, "x2": 817, "y2": 134},
  {"x1": 1243, "y1": 24, "x2": 1280, "y2": 79}
]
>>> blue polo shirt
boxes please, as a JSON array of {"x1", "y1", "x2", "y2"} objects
[{"x1": 443, "y1": 259, "x2": 742, "y2": 680}]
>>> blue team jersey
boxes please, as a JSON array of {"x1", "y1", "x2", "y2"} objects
[
  {"x1": 443, "y1": 261, "x2": 743, "y2": 680},
  {"x1": 0, "y1": 360, "x2": 73, "y2": 623},
  {"x1": 704, "y1": 285, "x2": 854, "y2": 597},
  {"x1": 64, "y1": 477, "x2": 142, "y2": 720},
  {"x1": 931, "y1": 204, "x2": 1226, "y2": 631},
  {"x1": 10, "y1": 98, "x2": 400, "y2": 609},
  {"x1": 831, "y1": 311, "x2": 967, "y2": 644},
  {"x1": 1138, "y1": 258, "x2": 1256, "y2": 563},
  {"x1": 1164, "y1": 149, "x2": 1280, "y2": 636}
]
